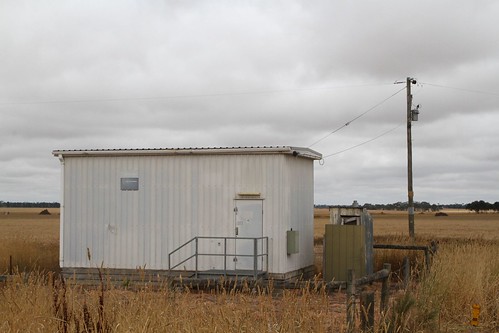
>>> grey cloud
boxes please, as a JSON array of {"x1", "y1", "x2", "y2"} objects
[{"x1": 1, "y1": 0, "x2": 498, "y2": 204}]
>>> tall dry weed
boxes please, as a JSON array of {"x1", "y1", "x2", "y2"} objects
[
  {"x1": 1, "y1": 274, "x2": 349, "y2": 332},
  {"x1": 416, "y1": 238, "x2": 499, "y2": 331},
  {"x1": 376, "y1": 238, "x2": 499, "y2": 332}
]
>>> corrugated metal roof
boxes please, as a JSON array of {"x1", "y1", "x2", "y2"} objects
[{"x1": 53, "y1": 146, "x2": 322, "y2": 160}]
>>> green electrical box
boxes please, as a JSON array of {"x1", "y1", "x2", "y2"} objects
[
  {"x1": 287, "y1": 230, "x2": 299, "y2": 254},
  {"x1": 324, "y1": 224, "x2": 366, "y2": 281}
]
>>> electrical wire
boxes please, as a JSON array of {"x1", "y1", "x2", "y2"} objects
[
  {"x1": 0, "y1": 82, "x2": 393, "y2": 106},
  {"x1": 308, "y1": 86, "x2": 406, "y2": 148},
  {"x1": 321, "y1": 123, "x2": 404, "y2": 159},
  {"x1": 318, "y1": 80, "x2": 499, "y2": 161},
  {"x1": 421, "y1": 82, "x2": 499, "y2": 96}
]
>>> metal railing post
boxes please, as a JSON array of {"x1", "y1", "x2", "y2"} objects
[
  {"x1": 224, "y1": 237, "x2": 227, "y2": 276},
  {"x1": 253, "y1": 238, "x2": 258, "y2": 279},
  {"x1": 195, "y1": 237, "x2": 198, "y2": 278},
  {"x1": 168, "y1": 236, "x2": 269, "y2": 278},
  {"x1": 265, "y1": 237, "x2": 269, "y2": 272}
]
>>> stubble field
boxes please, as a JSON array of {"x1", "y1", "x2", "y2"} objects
[
  {"x1": 1, "y1": 207, "x2": 498, "y2": 332},
  {"x1": 314, "y1": 208, "x2": 499, "y2": 240}
]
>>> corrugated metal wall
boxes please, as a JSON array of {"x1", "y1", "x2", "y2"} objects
[
  {"x1": 62, "y1": 153, "x2": 315, "y2": 274},
  {"x1": 323, "y1": 225, "x2": 366, "y2": 281},
  {"x1": 283, "y1": 156, "x2": 315, "y2": 272}
]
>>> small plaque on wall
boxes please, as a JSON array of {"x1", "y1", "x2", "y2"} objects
[{"x1": 120, "y1": 177, "x2": 139, "y2": 191}]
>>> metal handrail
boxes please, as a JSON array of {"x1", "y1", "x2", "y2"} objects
[
  {"x1": 168, "y1": 236, "x2": 269, "y2": 279},
  {"x1": 168, "y1": 237, "x2": 198, "y2": 270}
]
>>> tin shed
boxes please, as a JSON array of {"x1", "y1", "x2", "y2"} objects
[
  {"x1": 53, "y1": 146, "x2": 321, "y2": 281},
  {"x1": 323, "y1": 205, "x2": 374, "y2": 281}
]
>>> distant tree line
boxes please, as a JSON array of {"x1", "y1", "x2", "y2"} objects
[
  {"x1": 363, "y1": 201, "x2": 446, "y2": 212},
  {"x1": 316, "y1": 201, "x2": 448, "y2": 211},
  {"x1": 2, "y1": 200, "x2": 498, "y2": 213},
  {"x1": 465, "y1": 200, "x2": 499, "y2": 213},
  {"x1": 317, "y1": 201, "x2": 499, "y2": 213},
  {"x1": 0, "y1": 201, "x2": 60, "y2": 208}
]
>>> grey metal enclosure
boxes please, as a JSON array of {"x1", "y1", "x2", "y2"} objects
[{"x1": 53, "y1": 146, "x2": 321, "y2": 280}]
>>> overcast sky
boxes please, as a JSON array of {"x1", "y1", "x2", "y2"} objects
[{"x1": 1, "y1": 1, "x2": 498, "y2": 205}]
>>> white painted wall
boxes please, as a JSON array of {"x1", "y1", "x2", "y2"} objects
[{"x1": 57, "y1": 148, "x2": 318, "y2": 274}]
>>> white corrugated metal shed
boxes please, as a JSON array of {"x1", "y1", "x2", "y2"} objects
[{"x1": 53, "y1": 146, "x2": 321, "y2": 280}]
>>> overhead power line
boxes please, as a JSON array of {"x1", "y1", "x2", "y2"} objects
[
  {"x1": 0, "y1": 82, "x2": 393, "y2": 107},
  {"x1": 321, "y1": 123, "x2": 404, "y2": 159},
  {"x1": 421, "y1": 82, "x2": 499, "y2": 96},
  {"x1": 308, "y1": 86, "x2": 406, "y2": 148}
]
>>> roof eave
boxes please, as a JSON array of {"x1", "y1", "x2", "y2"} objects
[{"x1": 52, "y1": 146, "x2": 322, "y2": 160}]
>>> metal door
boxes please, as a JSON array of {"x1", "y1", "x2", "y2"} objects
[{"x1": 234, "y1": 200, "x2": 263, "y2": 271}]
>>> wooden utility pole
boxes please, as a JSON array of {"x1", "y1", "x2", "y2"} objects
[{"x1": 407, "y1": 77, "x2": 416, "y2": 240}]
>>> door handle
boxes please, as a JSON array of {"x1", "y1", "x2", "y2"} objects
[{"x1": 235, "y1": 227, "x2": 239, "y2": 236}]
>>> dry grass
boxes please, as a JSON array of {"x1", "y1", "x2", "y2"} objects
[
  {"x1": 414, "y1": 238, "x2": 499, "y2": 331},
  {"x1": 1, "y1": 273, "x2": 348, "y2": 332},
  {"x1": 313, "y1": 208, "x2": 330, "y2": 239},
  {"x1": 0, "y1": 207, "x2": 59, "y2": 242},
  {"x1": 1, "y1": 208, "x2": 498, "y2": 332},
  {"x1": 315, "y1": 208, "x2": 499, "y2": 240},
  {"x1": 371, "y1": 210, "x2": 499, "y2": 240},
  {"x1": 0, "y1": 208, "x2": 59, "y2": 273},
  {"x1": 314, "y1": 208, "x2": 499, "y2": 331}
]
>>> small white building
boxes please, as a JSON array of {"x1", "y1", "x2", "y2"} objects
[{"x1": 53, "y1": 146, "x2": 322, "y2": 281}]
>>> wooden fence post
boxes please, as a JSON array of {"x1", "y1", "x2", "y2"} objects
[
  {"x1": 424, "y1": 248, "x2": 431, "y2": 272},
  {"x1": 346, "y1": 269, "x2": 356, "y2": 333},
  {"x1": 430, "y1": 240, "x2": 438, "y2": 254},
  {"x1": 403, "y1": 256, "x2": 410, "y2": 289},
  {"x1": 360, "y1": 291, "x2": 375, "y2": 333},
  {"x1": 381, "y1": 263, "x2": 391, "y2": 314}
]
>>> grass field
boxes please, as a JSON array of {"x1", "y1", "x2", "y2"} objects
[
  {"x1": 314, "y1": 208, "x2": 499, "y2": 240},
  {"x1": 0, "y1": 208, "x2": 59, "y2": 273},
  {"x1": 0, "y1": 208, "x2": 59, "y2": 241},
  {"x1": 1, "y1": 207, "x2": 498, "y2": 332}
]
